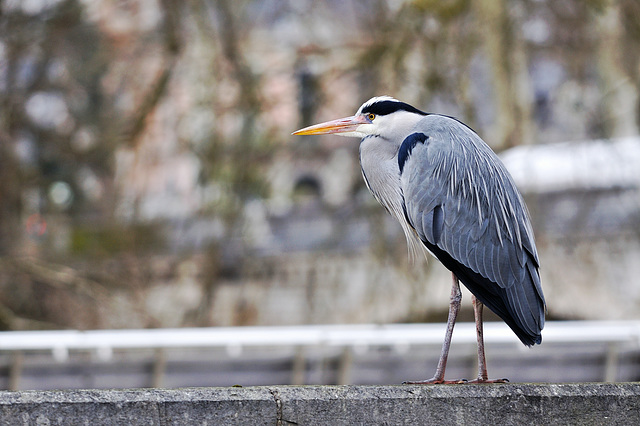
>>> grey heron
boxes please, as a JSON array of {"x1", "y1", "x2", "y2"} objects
[{"x1": 293, "y1": 96, "x2": 545, "y2": 384}]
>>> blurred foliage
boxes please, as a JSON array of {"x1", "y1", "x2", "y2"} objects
[{"x1": 70, "y1": 224, "x2": 165, "y2": 258}]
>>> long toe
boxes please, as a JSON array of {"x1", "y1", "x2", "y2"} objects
[
  {"x1": 466, "y1": 377, "x2": 509, "y2": 384},
  {"x1": 403, "y1": 378, "x2": 468, "y2": 385}
]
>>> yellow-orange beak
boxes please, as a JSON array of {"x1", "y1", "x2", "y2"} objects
[{"x1": 292, "y1": 115, "x2": 369, "y2": 136}]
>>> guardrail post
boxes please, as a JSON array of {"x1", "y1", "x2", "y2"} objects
[
  {"x1": 8, "y1": 351, "x2": 23, "y2": 391},
  {"x1": 291, "y1": 346, "x2": 306, "y2": 385},
  {"x1": 337, "y1": 347, "x2": 353, "y2": 385},
  {"x1": 604, "y1": 342, "x2": 619, "y2": 382},
  {"x1": 152, "y1": 348, "x2": 166, "y2": 388}
]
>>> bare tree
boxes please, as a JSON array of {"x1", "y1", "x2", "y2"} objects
[{"x1": 594, "y1": 0, "x2": 640, "y2": 138}]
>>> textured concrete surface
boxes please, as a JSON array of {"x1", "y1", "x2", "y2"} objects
[{"x1": 1, "y1": 383, "x2": 639, "y2": 425}]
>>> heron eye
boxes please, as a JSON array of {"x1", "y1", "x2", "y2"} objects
[{"x1": 367, "y1": 113, "x2": 376, "y2": 121}]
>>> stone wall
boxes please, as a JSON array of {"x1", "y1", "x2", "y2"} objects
[{"x1": 2, "y1": 383, "x2": 639, "y2": 425}]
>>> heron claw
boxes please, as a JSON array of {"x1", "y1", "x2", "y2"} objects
[
  {"x1": 403, "y1": 377, "x2": 468, "y2": 385},
  {"x1": 403, "y1": 376, "x2": 509, "y2": 385},
  {"x1": 466, "y1": 377, "x2": 509, "y2": 384}
]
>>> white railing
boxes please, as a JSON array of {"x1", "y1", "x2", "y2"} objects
[
  {"x1": 2, "y1": 321, "x2": 640, "y2": 389},
  {"x1": 1, "y1": 320, "x2": 639, "y2": 362}
]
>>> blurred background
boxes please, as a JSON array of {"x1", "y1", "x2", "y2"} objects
[{"x1": 1, "y1": 0, "x2": 640, "y2": 389}]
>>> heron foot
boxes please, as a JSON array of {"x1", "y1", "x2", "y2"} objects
[
  {"x1": 402, "y1": 377, "x2": 468, "y2": 385},
  {"x1": 466, "y1": 377, "x2": 509, "y2": 384}
]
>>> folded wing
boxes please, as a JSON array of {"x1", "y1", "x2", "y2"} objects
[{"x1": 399, "y1": 115, "x2": 545, "y2": 346}]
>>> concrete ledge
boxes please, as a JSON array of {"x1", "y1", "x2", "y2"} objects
[{"x1": 1, "y1": 383, "x2": 639, "y2": 425}]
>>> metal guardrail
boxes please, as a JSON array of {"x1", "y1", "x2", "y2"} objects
[
  {"x1": 1, "y1": 321, "x2": 639, "y2": 361},
  {"x1": 1, "y1": 321, "x2": 639, "y2": 389}
]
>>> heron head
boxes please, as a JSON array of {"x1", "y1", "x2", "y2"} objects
[{"x1": 292, "y1": 96, "x2": 427, "y2": 140}]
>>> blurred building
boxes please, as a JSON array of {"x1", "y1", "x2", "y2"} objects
[{"x1": 1, "y1": 0, "x2": 639, "y2": 332}]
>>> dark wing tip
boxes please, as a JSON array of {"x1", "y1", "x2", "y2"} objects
[{"x1": 420, "y1": 237, "x2": 544, "y2": 346}]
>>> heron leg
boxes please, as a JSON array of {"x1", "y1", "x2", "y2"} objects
[
  {"x1": 404, "y1": 273, "x2": 465, "y2": 384},
  {"x1": 467, "y1": 295, "x2": 508, "y2": 384}
]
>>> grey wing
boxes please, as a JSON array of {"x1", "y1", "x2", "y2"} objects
[{"x1": 399, "y1": 115, "x2": 545, "y2": 346}]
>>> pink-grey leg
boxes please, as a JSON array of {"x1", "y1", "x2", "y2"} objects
[
  {"x1": 404, "y1": 273, "x2": 465, "y2": 384},
  {"x1": 466, "y1": 295, "x2": 508, "y2": 384}
]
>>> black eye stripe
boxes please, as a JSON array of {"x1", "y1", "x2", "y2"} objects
[{"x1": 361, "y1": 100, "x2": 428, "y2": 116}]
